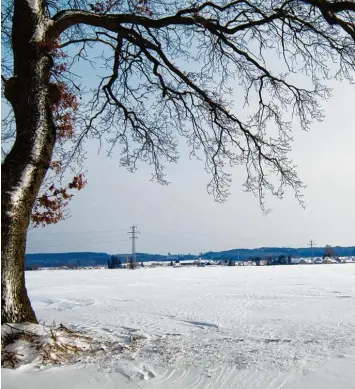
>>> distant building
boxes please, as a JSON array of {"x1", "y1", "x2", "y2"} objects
[
  {"x1": 323, "y1": 257, "x2": 338, "y2": 264},
  {"x1": 291, "y1": 258, "x2": 313, "y2": 265},
  {"x1": 259, "y1": 259, "x2": 269, "y2": 266}
]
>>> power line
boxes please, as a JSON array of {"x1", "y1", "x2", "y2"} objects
[
  {"x1": 27, "y1": 238, "x2": 130, "y2": 249},
  {"x1": 128, "y1": 225, "x2": 140, "y2": 263},
  {"x1": 308, "y1": 239, "x2": 316, "y2": 260},
  {"x1": 29, "y1": 234, "x2": 129, "y2": 244},
  {"x1": 29, "y1": 227, "x2": 217, "y2": 241},
  {"x1": 28, "y1": 228, "x2": 129, "y2": 237}
]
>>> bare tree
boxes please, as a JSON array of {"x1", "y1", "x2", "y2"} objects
[
  {"x1": 1, "y1": 0, "x2": 354, "y2": 323},
  {"x1": 323, "y1": 244, "x2": 336, "y2": 259}
]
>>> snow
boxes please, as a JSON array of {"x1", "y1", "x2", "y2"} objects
[
  {"x1": 33, "y1": 19, "x2": 54, "y2": 42},
  {"x1": 31, "y1": 56, "x2": 50, "y2": 156},
  {"x1": 26, "y1": 0, "x2": 41, "y2": 13},
  {"x1": 7, "y1": 56, "x2": 49, "y2": 216},
  {"x1": 1, "y1": 323, "x2": 99, "y2": 368},
  {"x1": 7, "y1": 164, "x2": 35, "y2": 216},
  {"x1": 26, "y1": 0, "x2": 54, "y2": 41},
  {"x1": 2, "y1": 265, "x2": 355, "y2": 388}
]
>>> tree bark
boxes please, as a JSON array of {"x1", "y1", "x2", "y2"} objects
[{"x1": 1, "y1": 0, "x2": 56, "y2": 323}]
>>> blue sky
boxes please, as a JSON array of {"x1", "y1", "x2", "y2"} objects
[
  {"x1": 2, "y1": 12, "x2": 353, "y2": 255},
  {"x1": 26, "y1": 76, "x2": 355, "y2": 255}
]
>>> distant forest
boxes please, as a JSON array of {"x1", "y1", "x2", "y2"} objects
[{"x1": 25, "y1": 246, "x2": 355, "y2": 268}]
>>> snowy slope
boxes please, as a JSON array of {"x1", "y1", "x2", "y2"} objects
[{"x1": 2, "y1": 265, "x2": 355, "y2": 388}]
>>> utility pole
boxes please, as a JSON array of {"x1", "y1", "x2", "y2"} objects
[
  {"x1": 308, "y1": 239, "x2": 316, "y2": 261},
  {"x1": 128, "y1": 225, "x2": 140, "y2": 265}
]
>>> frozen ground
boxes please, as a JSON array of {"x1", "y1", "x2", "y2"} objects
[{"x1": 2, "y1": 265, "x2": 355, "y2": 389}]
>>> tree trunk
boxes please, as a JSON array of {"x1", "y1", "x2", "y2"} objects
[
  {"x1": 1, "y1": 203, "x2": 38, "y2": 323},
  {"x1": 1, "y1": 0, "x2": 57, "y2": 323}
]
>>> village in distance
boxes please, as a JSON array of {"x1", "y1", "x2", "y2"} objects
[{"x1": 25, "y1": 244, "x2": 355, "y2": 271}]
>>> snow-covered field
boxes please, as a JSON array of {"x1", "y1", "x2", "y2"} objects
[{"x1": 3, "y1": 265, "x2": 355, "y2": 389}]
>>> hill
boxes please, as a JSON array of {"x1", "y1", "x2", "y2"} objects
[{"x1": 25, "y1": 246, "x2": 355, "y2": 268}]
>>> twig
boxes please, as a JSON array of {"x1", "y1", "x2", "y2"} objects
[{"x1": 4, "y1": 323, "x2": 38, "y2": 337}]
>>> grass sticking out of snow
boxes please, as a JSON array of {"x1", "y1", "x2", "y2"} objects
[{"x1": 1, "y1": 323, "x2": 110, "y2": 369}]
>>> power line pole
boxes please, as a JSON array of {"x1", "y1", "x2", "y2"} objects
[
  {"x1": 308, "y1": 239, "x2": 316, "y2": 261},
  {"x1": 128, "y1": 225, "x2": 140, "y2": 264}
]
